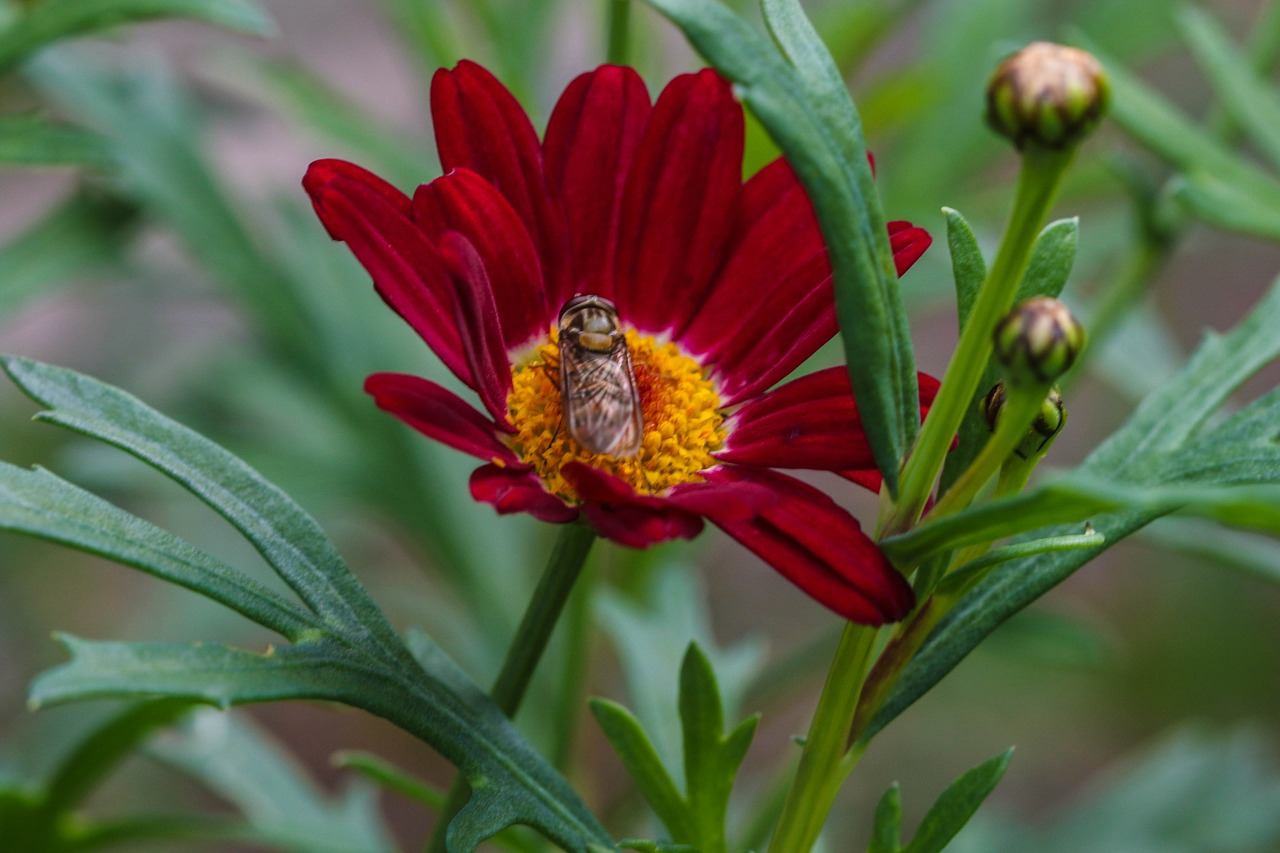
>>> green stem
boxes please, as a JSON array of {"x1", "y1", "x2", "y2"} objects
[
  {"x1": 606, "y1": 0, "x2": 631, "y2": 65},
  {"x1": 889, "y1": 145, "x2": 1075, "y2": 532},
  {"x1": 768, "y1": 623, "x2": 876, "y2": 853},
  {"x1": 426, "y1": 522, "x2": 598, "y2": 853},
  {"x1": 925, "y1": 382, "x2": 1050, "y2": 522}
]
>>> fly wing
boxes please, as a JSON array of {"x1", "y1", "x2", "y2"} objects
[{"x1": 562, "y1": 347, "x2": 644, "y2": 457}]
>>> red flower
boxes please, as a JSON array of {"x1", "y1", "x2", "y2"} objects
[{"x1": 304, "y1": 62, "x2": 936, "y2": 625}]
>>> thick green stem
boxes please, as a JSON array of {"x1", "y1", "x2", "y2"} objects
[
  {"x1": 768, "y1": 623, "x2": 875, "y2": 853},
  {"x1": 426, "y1": 522, "x2": 597, "y2": 853},
  {"x1": 606, "y1": 0, "x2": 631, "y2": 65},
  {"x1": 888, "y1": 145, "x2": 1075, "y2": 532}
]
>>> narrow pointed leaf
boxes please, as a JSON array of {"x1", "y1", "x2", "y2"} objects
[
  {"x1": 0, "y1": 462, "x2": 317, "y2": 639},
  {"x1": 42, "y1": 699, "x2": 197, "y2": 815},
  {"x1": 590, "y1": 698, "x2": 695, "y2": 842},
  {"x1": 940, "y1": 217, "x2": 1076, "y2": 495},
  {"x1": 0, "y1": 0, "x2": 274, "y2": 70},
  {"x1": 903, "y1": 749, "x2": 1012, "y2": 853},
  {"x1": 1178, "y1": 5, "x2": 1280, "y2": 172},
  {"x1": 644, "y1": 0, "x2": 917, "y2": 494},
  {"x1": 0, "y1": 113, "x2": 113, "y2": 168},
  {"x1": 1, "y1": 356, "x2": 404, "y2": 657},
  {"x1": 867, "y1": 782, "x2": 902, "y2": 853}
]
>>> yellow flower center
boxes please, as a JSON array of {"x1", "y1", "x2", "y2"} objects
[{"x1": 506, "y1": 328, "x2": 726, "y2": 501}]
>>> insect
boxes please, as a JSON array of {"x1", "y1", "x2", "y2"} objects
[{"x1": 557, "y1": 294, "x2": 644, "y2": 458}]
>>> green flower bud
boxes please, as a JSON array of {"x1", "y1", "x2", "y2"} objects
[
  {"x1": 982, "y1": 382, "x2": 1067, "y2": 459},
  {"x1": 986, "y1": 42, "x2": 1110, "y2": 150},
  {"x1": 993, "y1": 296, "x2": 1086, "y2": 385}
]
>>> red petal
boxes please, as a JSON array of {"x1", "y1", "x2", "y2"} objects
[
  {"x1": 544, "y1": 65, "x2": 652, "y2": 307},
  {"x1": 840, "y1": 469, "x2": 884, "y2": 493},
  {"x1": 718, "y1": 366, "x2": 871, "y2": 470},
  {"x1": 561, "y1": 463, "x2": 704, "y2": 548},
  {"x1": 365, "y1": 372, "x2": 517, "y2": 462},
  {"x1": 681, "y1": 467, "x2": 913, "y2": 624},
  {"x1": 436, "y1": 232, "x2": 514, "y2": 423},
  {"x1": 303, "y1": 159, "x2": 472, "y2": 389},
  {"x1": 414, "y1": 169, "x2": 550, "y2": 349},
  {"x1": 888, "y1": 221, "x2": 932, "y2": 276},
  {"x1": 471, "y1": 464, "x2": 580, "y2": 523},
  {"x1": 719, "y1": 368, "x2": 941, "y2": 472},
  {"x1": 680, "y1": 158, "x2": 827, "y2": 356},
  {"x1": 612, "y1": 69, "x2": 743, "y2": 334},
  {"x1": 710, "y1": 267, "x2": 838, "y2": 404},
  {"x1": 430, "y1": 61, "x2": 569, "y2": 302}
]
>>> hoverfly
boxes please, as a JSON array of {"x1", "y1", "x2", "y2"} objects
[{"x1": 557, "y1": 295, "x2": 644, "y2": 458}]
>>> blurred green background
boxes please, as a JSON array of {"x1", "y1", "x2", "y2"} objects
[{"x1": 2, "y1": 0, "x2": 1279, "y2": 849}]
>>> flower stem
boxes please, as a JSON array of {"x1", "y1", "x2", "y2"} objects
[
  {"x1": 606, "y1": 0, "x2": 631, "y2": 65},
  {"x1": 768, "y1": 622, "x2": 876, "y2": 853},
  {"x1": 888, "y1": 145, "x2": 1075, "y2": 532},
  {"x1": 925, "y1": 381, "x2": 1050, "y2": 522},
  {"x1": 426, "y1": 521, "x2": 597, "y2": 853}
]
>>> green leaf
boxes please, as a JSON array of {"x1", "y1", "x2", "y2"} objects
[
  {"x1": 334, "y1": 751, "x2": 448, "y2": 811},
  {"x1": 644, "y1": 0, "x2": 917, "y2": 494},
  {"x1": 1, "y1": 356, "x2": 404, "y2": 657},
  {"x1": 1083, "y1": 34, "x2": 1280, "y2": 239},
  {"x1": 2, "y1": 359, "x2": 612, "y2": 853},
  {"x1": 42, "y1": 699, "x2": 197, "y2": 815},
  {"x1": 151, "y1": 709, "x2": 396, "y2": 853},
  {"x1": 939, "y1": 217, "x2": 1077, "y2": 495},
  {"x1": 870, "y1": 275, "x2": 1280, "y2": 739},
  {"x1": 1172, "y1": 171, "x2": 1280, "y2": 241},
  {"x1": 33, "y1": 635, "x2": 612, "y2": 852},
  {"x1": 0, "y1": 462, "x2": 317, "y2": 639},
  {"x1": 903, "y1": 749, "x2": 1012, "y2": 853},
  {"x1": 1178, "y1": 5, "x2": 1280, "y2": 173},
  {"x1": 948, "y1": 208, "x2": 987, "y2": 332},
  {"x1": 0, "y1": 112, "x2": 112, "y2": 168},
  {"x1": 589, "y1": 698, "x2": 695, "y2": 842},
  {"x1": 26, "y1": 51, "x2": 314, "y2": 362},
  {"x1": 0, "y1": 189, "x2": 140, "y2": 316},
  {"x1": 679, "y1": 644, "x2": 757, "y2": 853},
  {"x1": 597, "y1": 563, "x2": 765, "y2": 773},
  {"x1": 214, "y1": 56, "x2": 430, "y2": 190},
  {"x1": 1015, "y1": 218, "x2": 1077, "y2": 302},
  {"x1": 0, "y1": 0, "x2": 274, "y2": 70},
  {"x1": 867, "y1": 782, "x2": 902, "y2": 853}
]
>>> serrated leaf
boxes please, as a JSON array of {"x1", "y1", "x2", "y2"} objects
[
  {"x1": 904, "y1": 749, "x2": 1012, "y2": 853},
  {"x1": 0, "y1": 0, "x2": 274, "y2": 70},
  {"x1": 870, "y1": 275, "x2": 1280, "y2": 739},
  {"x1": 589, "y1": 698, "x2": 695, "y2": 842},
  {"x1": 645, "y1": 0, "x2": 917, "y2": 495},
  {"x1": 2, "y1": 359, "x2": 611, "y2": 853},
  {"x1": 868, "y1": 782, "x2": 902, "y2": 853},
  {"x1": 0, "y1": 112, "x2": 113, "y2": 168},
  {"x1": 33, "y1": 635, "x2": 612, "y2": 852}
]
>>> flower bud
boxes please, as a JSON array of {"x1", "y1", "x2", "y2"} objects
[
  {"x1": 986, "y1": 42, "x2": 1110, "y2": 150},
  {"x1": 982, "y1": 382, "x2": 1067, "y2": 459},
  {"x1": 993, "y1": 296, "x2": 1085, "y2": 385}
]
